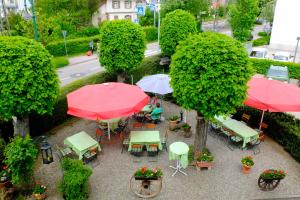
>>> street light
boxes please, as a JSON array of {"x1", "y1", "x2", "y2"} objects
[
  {"x1": 197, "y1": 11, "x2": 206, "y2": 32},
  {"x1": 293, "y1": 36, "x2": 300, "y2": 63},
  {"x1": 23, "y1": 0, "x2": 39, "y2": 41}
]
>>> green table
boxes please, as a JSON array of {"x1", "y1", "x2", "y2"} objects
[
  {"x1": 99, "y1": 117, "x2": 121, "y2": 130},
  {"x1": 64, "y1": 131, "x2": 100, "y2": 160},
  {"x1": 169, "y1": 142, "x2": 189, "y2": 169},
  {"x1": 215, "y1": 116, "x2": 259, "y2": 148},
  {"x1": 214, "y1": 115, "x2": 231, "y2": 124},
  {"x1": 141, "y1": 105, "x2": 153, "y2": 113},
  {"x1": 128, "y1": 131, "x2": 162, "y2": 151}
]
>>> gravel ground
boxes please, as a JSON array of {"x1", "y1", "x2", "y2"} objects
[{"x1": 34, "y1": 101, "x2": 300, "y2": 200}]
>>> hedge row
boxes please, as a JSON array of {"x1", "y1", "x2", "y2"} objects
[
  {"x1": 233, "y1": 107, "x2": 300, "y2": 162},
  {"x1": 249, "y1": 58, "x2": 300, "y2": 79},
  {"x1": 142, "y1": 26, "x2": 158, "y2": 42},
  {"x1": 45, "y1": 36, "x2": 100, "y2": 56},
  {"x1": 52, "y1": 56, "x2": 69, "y2": 68},
  {"x1": 252, "y1": 36, "x2": 270, "y2": 47}
]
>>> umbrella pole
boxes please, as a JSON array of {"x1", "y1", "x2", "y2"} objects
[
  {"x1": 259, "y1": 110, "x2": 265, "y2": 130},
  {"x1": 108, "y1": 122, "x2": 111, "y2": 140}
]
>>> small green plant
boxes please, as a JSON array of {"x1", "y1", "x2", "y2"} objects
[
  {"x1": 52, "y1": 56, "x2": 69, "y2": 68},
  {"x1": 33, "y1": 184, "x2": 46, "y2": 195},
  {"x1": 168, "y1": 115, "x2": 179, "y2": 121},
  {"x1": 241, "y1": 156, "x2": 254, "y2": 167},
  {"x1": 188, "y1": 145, "x2": 194, "y2": 163},
  {"x1": 258, "y1": 31, "x2": 268, "y2": 37},
  {"x1": 196, "y1": 148, "x2": 214, "y2": 162},
  {"x1": 134, "y1": 166, "x2": 163, "y2": 179},
  {"x1": 260, "y1": 169, "x2": 286, "y2": 179}
]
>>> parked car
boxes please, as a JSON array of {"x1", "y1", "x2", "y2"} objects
[
  {"x1": 266, "y1": 65, "x2": 289, "y2": 83},
  {"x1": 272, "y1": 52, "x2": 293, "y2": 62},
  {"x1": 249, "y1": 47, "x2": 268, "y2": 59}
]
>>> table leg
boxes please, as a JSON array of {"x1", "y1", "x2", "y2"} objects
[{"x1": 170, "y1": 160, "x2": 187, "y2": 176}]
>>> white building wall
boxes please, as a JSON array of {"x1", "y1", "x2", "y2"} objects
[{"x1": 269, "y1": 0, "x2": 300, "y2": 52}]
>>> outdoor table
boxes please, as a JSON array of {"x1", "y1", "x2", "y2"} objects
[
  {"x1": 169, "y1": 142, "x2": 189, "y2": 176},
  {"x1": 99, "y1": 117, "x2": 121, "y2": 131},
  {"x1": 214, "y1": 115, "x2": 231, "y2": 124},
  {"x1": 141, "y1": 105, "x2": 153, "y2": 113},
  {"x1": 64, "y1": 131, "x2": 101, "y2": 160},
  {"x1": 215, "y1": 117, "x2": 259, "y2": 148},
  {"x1": 128, "y1": 131, "x2": 162, "y2": 151}
]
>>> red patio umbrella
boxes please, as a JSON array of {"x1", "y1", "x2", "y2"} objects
[
  {"x1": 244, "y1": 77, "x2": 300, "y2": 129},
  {"x1": 67, "y1": 82, "x2": 149, "y2": 138}
]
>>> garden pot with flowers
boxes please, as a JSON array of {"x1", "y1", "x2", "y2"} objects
[
  {"x1": 196, "y1": 148, "x2": 214, "y2": 170},
  {"x1": 258, "y1": 169, "x2": 286, "y2": 191},
  {"x1": 33, "y1": 184, "x2": 47, "y2": 200},
  {"x1": 241, "y1": 156, "x2": 254, "y2": 174},
  {"x1": 131, "y1": 166, "x2": 163, "y2": 198},
  {"x1": 0, "y1": 166, "x2": 12, "y2": 188},
  {"x1": 181, "y1": 123, "x2": 192, "y2": 138},
  {"x1": 168, "y1": 116, "x2": 179, "y2": 131}
]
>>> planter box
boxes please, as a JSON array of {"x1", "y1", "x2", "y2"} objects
[
  {"x1": 196, "y1": 161, "x2": 213, "y2": 170},
  {"x1": 134, "y1": 176, "x2": 159, "y2": 181}
]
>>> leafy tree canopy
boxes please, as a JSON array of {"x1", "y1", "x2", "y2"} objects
[
  {"x1": 228, "y1": 0, "x2": 259, "y2": 42},
  {"x1": 0, "y1": 36, "x2": 59, "y2": 120},
  {"x1": 138, "y1": 7, "x2": 158, "y2": 27},
  {"x1": 160, "y1": 9, "x2": 197, "y2": 57},
  {"x1": 170, "y1": 32, "x2": 253, "y2": 119},
  {"x1": 99, "y1": 20, "x2": 146, "y2": 74}
]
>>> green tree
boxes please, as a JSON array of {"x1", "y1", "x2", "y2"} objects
[
  {"x1": 170, "y1": 32, "x2": 253, "y2": 154},
  {"x1": 99, "y1": 20, "x2": 146, "y2": 81},
  {"x1": 228, "y1": 0, "x2": 259, "y2": 42},
  {"x1": 138, "y1": 7, "x2": 158, "y2": 27},
  {"x1": 4, "y1": 135, "x2": 38, "y2": 185},
  {"x1": 160, "y1": 9, "x2": 197, "y2": 57},
  {"x1": 259, "y1": 0, "x2": 276, "y2": 28},
  {"x1": 0, "y1": 36, "x2": 59, "y2": 136}
]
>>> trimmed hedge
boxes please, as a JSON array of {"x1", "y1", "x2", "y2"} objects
[
  {"x1": 249, "y1": 58, "x2": 300, "y2": 79},
  {"x1": 252, "y1": 36, "x2": 270, "y2": 47},
  {"x1": 52, "y1": 56, "x2": 69, "y2": 68},
  {"x1": 233, "y1": 107, "x2": 300, "y2": 162},
  {"x1": 142, "y1": 26, "x2": 158, "y2": 42},
  {"x1": 45, "y1": 36, "x2": 100, "y2": 56},
  {"x1": 59, "y1": 158, "x2": 92, "y2": 200}
]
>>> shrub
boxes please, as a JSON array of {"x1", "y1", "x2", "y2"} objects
[
  {"x1": 249, "y1": 58, "x2": 300, "y2": 79},
  {"x1": 45, "y1": 36, "x2": 100, "y2": 56},
  {"x1": 99, "y1": 20, "x2": 146, "y2": 75},
  {"x1": 59, "y1": 158, "x2": 92, "y2": 200},
  {"x1": 4, "y1": 135, "x2": 38, "y2": 185},
  {"x1": 233, "y1": 106, "x2": 300, "y2": 162},
  {"x1": 77, "y1": 27, "x2": 100, "y2": 37},
  {"x1": 142, "y1": 26, "x2": 158, "y2": 42},
  {"x1": 160, "y1": 9, "x2": 197, "y2": 56},
  {"x1": 258, "y1": 31, "x2": 268, "y2": 37},
  {"x1": 0, "y1": 138, "x2": 6, "y2": 163},
  {"x1": 52, "y1": 56, "x2": 69, "y2": 68},
  {"x1": 252, "y1": 36, "x2": 270, "y2": 46}
]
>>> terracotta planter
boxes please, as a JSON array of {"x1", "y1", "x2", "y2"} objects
[
  {"x1": 183, "y1": 127, "x2": 192, "y2": 138},
  {"x1": 242, "y1": 165, "x2": 252, "y2": 174},
  {"x1": 33, "y1": 193, "x2": 47, "y2": 200},
  {"x1": 169, "y1": 120, "x2": 178, "y2": 131},
  {"x1": 196, "y1": 161, "x2": 213, "y2": 170}
]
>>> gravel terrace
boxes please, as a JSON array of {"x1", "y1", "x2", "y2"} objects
[{"x1": 34, "y1": 101, "x2": 300, "y2": 200}]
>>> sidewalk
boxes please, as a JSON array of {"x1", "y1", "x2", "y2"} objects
[{"x1": 68, "y1": 54, "x2": 98, "y2": 66}]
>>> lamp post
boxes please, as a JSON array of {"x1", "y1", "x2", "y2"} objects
[
  {"x1": 24, "y1": 0, "x2": 38, "y2": 41},
  {"x1": 157, "y1": 3, "x2": 160, "y2": 49},
  {"x1": 293, "y1": 36, "x2": 300, "y2": 63},
  {"x1": 197, "y1": 11, "x2": 206, "y2": 32}
]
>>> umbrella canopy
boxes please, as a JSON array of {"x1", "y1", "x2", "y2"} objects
[
  {"x1": 136, "y1": 74, "x2": 173, "y2": 95},
  {"x1": 244, "y1": 77, "x2": 300, "y2": 112},
  {"x1": 67, "y1": 82, "x2": 149, "y2": 120}
]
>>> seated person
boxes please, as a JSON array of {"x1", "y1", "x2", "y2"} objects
[{"x1": 146, "y1": 103, "x2": 163, "y2": 121}]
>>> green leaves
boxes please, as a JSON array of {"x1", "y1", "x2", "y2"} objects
[
  {"x1": 99, "y1": 20, "x2": 146, "y2": 74},
  {"x1": 170, "y1": 32, "x2": 253, "y2": 119},
  {"x1": 0, "y1": 36, "x2": 59, "y2": 120},
  {"x1": 160, "y1": 9, "x2": 197, "y2": 57}
]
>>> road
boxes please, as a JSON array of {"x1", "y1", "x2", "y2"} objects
[{"x1": 58, "y1": 42, "x2": 161, "y2": 86}]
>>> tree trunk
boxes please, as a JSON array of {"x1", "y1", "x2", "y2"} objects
[
  {"x1": 193, "y1": 111, "x2": 208, "y2": 159},
  {"x1": 12, "y1": 116, "x2": 30, "y2": 137}
]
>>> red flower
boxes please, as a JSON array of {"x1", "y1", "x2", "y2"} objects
[
  {"x1": 141, "y1": 167, "x2": 147, "y2": 174},
  {"x1": 152, "y1": 168, "x2": 158, "y2": 174},
  {"x1": 2, "y1": 166, "x2": 8, "y2": 170}
]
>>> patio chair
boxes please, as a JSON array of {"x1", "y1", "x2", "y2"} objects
[
  {"x1": 255, "y1": 122, "x2": 268, "y2": 142},
  {"x1": 132, "y1": 122, "x2": 143, "y2": 129},
  {"x1": 209, "y1": 121, "x2": 221, "y2": 137},
  {"x1": 83, "y1": 148, "x2": 98, "y2": 164},
  {"x1": 55, "y1": 145, "x2": 73, "y2": 161},
  {"x1": 145, "y1": 123, "x2": 156, "y2": 129},
  {"x1": 95, "y1": 128, "x2": 104, "y2": 143},
  {"x1": 114, "y1": 118, "x2": 130, "y2": 134},
  {"x1": 247, "y1": 138, "x2": 261, "y2": 155},
  {"x1": 241, "y1": 113, "x2": 251, "y2": 125},
  {"x1": 147, "y1": 144, "x2": 159, "y2": 157},
  {"x1": 161, "y1": 130, "x2": 168, "y2": 152},
  {"x1": 130, "y1": 144, "x2": 143, "y2": 157},
  {"x1": 120, "y1": 132, "x2": 130, "y2": 154}
]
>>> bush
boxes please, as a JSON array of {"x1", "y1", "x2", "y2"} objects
[
  {"x1": 233, "y1": 107, "x2": 300, "y2": 162},
  {"x1": 258, "y1": 31, "x2": 268, "y2": 37},
  {"x1": 160, "y1": 9, "x2": 197, "y2": 56},
  {"x1": 52, "y1": 56, "x2": 69, "y2": 68},
  {"x1": 77, "y1": 27, "x2": 100, "y2": 37},
  {"x1": 252, "y1": 36, "x2": 270, "y2": 46},
  {"x1": 46, "y1": 36, "x2": 100, "y2": 56},
  {"x1": 142, "y1": 26, "x2": 158, "y2": 42},
  {"x1": 249, "y1": 58, "x2": 300, "y2": 79},
  {"x1": 59, "y1": 158, "x2": 92, "y2": 200}
]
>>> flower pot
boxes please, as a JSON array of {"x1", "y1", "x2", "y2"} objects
[
  {"x1": 169, "y1": 120, "x2": 178, "y2": 131},
  {"x1": 242, "y1": 165, "x2": 252, "y2": 174},
  {"x1": 196, "y1": 161, "x2": 213, "y2": 170},
  {"x1": 134, "y1": 176, "x2": 159, "y2": 181},
  {"x1": 33, "y1": 193, "x2": 47, "y2": 200},
  {"x1": 183, "y1": 128, "x2": 192, "y2": 138}
]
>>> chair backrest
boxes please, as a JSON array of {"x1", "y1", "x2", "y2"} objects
[
  {"x1": 132, "y1": 122, "x2": 143, "y2": 129},
  {"x1": 90, "y1": 147, "x2": 98, "y2": 154},
  {"x1": 242, "y1": 113, "x2": 251, "y2": 123},
  {"x1": 261, "y1": 122, "x2": 268, "y2": 130},
  {"x1": 96, "y1": 128, "x2": 103, "y2": 137},
  {"x1": 131, "y1": 144, "x2": 142, "y2": 149},
  {"x1": 145, "y1": 123, "x2": 156, "y2": 129},
  {"x1": 149, "y1": 144, "x2": 158, "y2": 148}
]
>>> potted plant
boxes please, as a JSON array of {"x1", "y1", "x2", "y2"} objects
[
  {"x1": 134, "y1": 166, "x2": 163, "y2": 180},
  {"x1": 33, "y1": 184, "x2": 47, "y2": 200},
  {"x1": 196, "y1": 148, "x2": 214, "y2": 170},
  {"x1": 181, "y1": 123, "x2": 192, "y2": 138},
  {"x1": 168, "y1": 115, "x2": 179, "y2": 131},
  {"x1": 0, "y1": 166, "x2": 11, "y2": 188},
  {"x1": 241, "y1": 156, "x2": 254, "y2": 174},
  {"x1": 258, "y1": 169, "x2": 286, "y2": 191}
]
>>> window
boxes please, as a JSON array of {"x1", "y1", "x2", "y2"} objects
[
  {"x1": 112, "y1": 0, "x2": 120, "y2": 9},
  {"x1": 125, "y1": 15, "x2": 132, "y2": 20},
  {"x1": 114, "y1": 15, "x2": 119, "y2": 20},
  {"x1": 125, "y1": 0, "x2": 132, "y2": 9}
]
